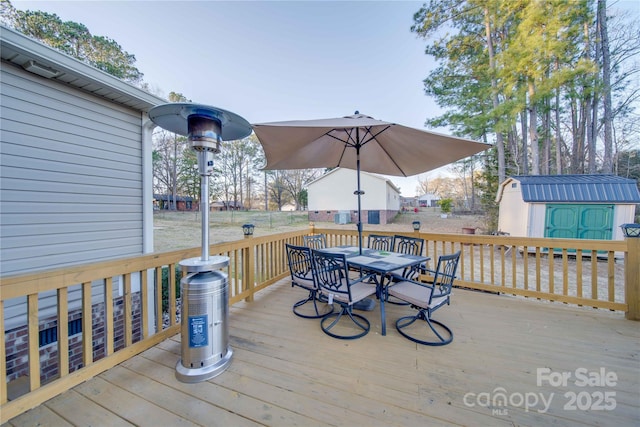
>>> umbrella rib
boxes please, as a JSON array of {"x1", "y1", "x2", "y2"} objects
[
  {"x1": 326, "y1": 125, "x2": 392, "y2": 147},
  {"x1": 324, "y1": 125, "x2": 408, "y2": 174},
  {"x1": 326, "y1": 131, "x2": 352, "y2": 145},
  {"x1": 320, "y1": 131, "x2": 348, "y2": 166},
  {"x1": 359, "y1": 125, "x2": 392, "y2": 147},
  {"x1": 361, "y1": 125, "x2": 409, "y2": 176},
  {"x1": 376, "y1": 140, "x2": 409, "y2": 177}
]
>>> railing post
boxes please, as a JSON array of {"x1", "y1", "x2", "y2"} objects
[
  {"x1": 625, "y1": 237, "x2": 640, "y2": 320},
  {"x1": 244, "y1": 237, "x2": 255, "y2": 303}
]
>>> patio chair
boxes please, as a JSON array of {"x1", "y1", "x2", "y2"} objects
[
  {"x1": 310, "y1": 249, "x2": 377, "y2": 339},
  {"x1": 303, "y1": 233, "x2": 327, "y2": 250},
  {"x1": 388, "y1": 251, "x2": 460, "y2": 346},
  {"x1": 367, "y1": 234, "x2": 395, "y2": 251},
  {"x1": 391, "y1": 234, "x2": 425, "y2": 280},
  {"x1": 285, "y1": 244, "x2": 334, "y2": 319},
  {"x1": 393, "y1": 234, "x2": 424, "y2": 256}
]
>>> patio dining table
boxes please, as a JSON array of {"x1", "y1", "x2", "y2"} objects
[{"x1": 318, "y1": 245, "x2": 429, "y2": 336}]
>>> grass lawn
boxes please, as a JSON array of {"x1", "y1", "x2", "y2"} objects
[{"x1": 153, "y1": 208, "x2": 485, "y2": 252}]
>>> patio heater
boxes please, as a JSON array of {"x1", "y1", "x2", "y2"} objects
[{"x1": 149, "y1": 103, "x2": 252, "y2": 382}]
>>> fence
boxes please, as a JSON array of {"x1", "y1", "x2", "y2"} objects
[{"x1": 314, "y1": 227, "x2": 636, "y2": 312}]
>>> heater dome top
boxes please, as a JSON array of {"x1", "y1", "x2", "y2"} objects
[{"x1": 149, "y1": 103, "x2": 252, "y2": 141}]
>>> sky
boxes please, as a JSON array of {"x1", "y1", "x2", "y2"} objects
[{"x1": 10, "y1": 0, "x2": 640, "y2": 196}]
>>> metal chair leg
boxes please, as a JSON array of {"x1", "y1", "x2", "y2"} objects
[
  {"x1": 395, "y1": 310, "x2": 453, "y2": 346},
  {"x1": 293, "y1": 290, "x2": 334, "y2": 319},
  {"x1": 320, "y1": 306, "x2": 370, "y2": 340}
]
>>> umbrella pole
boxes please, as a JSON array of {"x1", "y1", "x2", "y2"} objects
[{"x1": 355, "y1": 131, "x2": 363, "y2": 255}]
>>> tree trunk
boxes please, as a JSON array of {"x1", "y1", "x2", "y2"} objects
[
  {"x1": 576, "y1": 94, "x2": 587, "y2": 174},
  {"x1": 543, "y1": 97, "x2": 551, "y2": 175},
  {"x1": 570, "y1": 98, "x2": 580, "y2": 173},
  {"x1": 555, "y1": 87, "x2": 562, "y2": 174},
  {"x1": 484, "y1": 7, "x2": 506, "y2": 183},
  {"x1": 599, "y1": 0, "x2": 614, "y2": 173},
  {"x1": 588, "y1": 20, "x2": 599, "y2": 173},
  {"x1": 520, "y1": 110, "x2": 528, "y2": 175},
  {"x1": 528, "y1": 81, "x2": 540, "y2": 175}
]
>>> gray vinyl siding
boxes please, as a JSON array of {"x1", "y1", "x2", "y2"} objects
[{"x1": 0, "y1": 65, "x2": 144, "y2": 276}]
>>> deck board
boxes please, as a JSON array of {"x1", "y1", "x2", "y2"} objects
[
  {"x1": 42, "y1": 389, "x2": 134, "y2": 427},
  {"x1": 100, "y1": 365, "x2": 261, "y2": 427},
  {"x1": 6, "y1": 403, "x2": 74, "y2": 427},
  {"x1": 5, "y1": 279, "x2": 639, "y2": 426},
  {"x1": 74, "y1": 376, "x2": 197, "y2": 426}
]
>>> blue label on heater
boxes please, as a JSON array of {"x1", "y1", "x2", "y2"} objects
[{"x1": 188, "y1": 315, "x2": 208, "y2": 348}]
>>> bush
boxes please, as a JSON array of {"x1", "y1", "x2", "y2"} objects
[
  {"x1": 161, "y1": 265, "x2": 182, "y2": 313},
  {"x1": 438, "y1": 198, "x2": 453, "y2": 214}
]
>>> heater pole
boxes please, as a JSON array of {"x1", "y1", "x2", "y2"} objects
[{"x1": 199, "y1": 150, "x2": 210, "y2": 261}]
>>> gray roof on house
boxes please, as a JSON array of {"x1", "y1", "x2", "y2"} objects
[{"x1": 513, "y1": 174, "x2": 640, "y2": 203}]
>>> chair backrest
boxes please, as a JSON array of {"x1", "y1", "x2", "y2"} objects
[
  {"x1": 303, "y1": 234, "x2": 327, "y2": 250},
  {"x1": 393, "y1": 235, "x2": 424, "y2": 256},
  {"x1": 367, "y1": 234, "x2": 395, "y2": 251},
  {"x1": 285, "y1": 244, "x2": 315, "y2": 289},
  {"x1": 429, "y1": 251, "x2": 461, "y2": 302},
  {"x1": 309, "y1": 250, "x2": 352, "y2": 302}
]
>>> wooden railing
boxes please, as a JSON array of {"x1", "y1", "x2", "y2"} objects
[
  {"x1": 1, "y1": 227, "x2": 638, "y2": 422},
  {"x1": 0, "y1": 230, "x2": 307, "y2": 423},
  {"x1": 314, "y1": 227, "x2": 638, "y2": 313}
]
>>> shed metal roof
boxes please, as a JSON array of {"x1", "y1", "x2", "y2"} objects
[{"x1": 512, "y1": 174, "x2": 640, "y2": 203}]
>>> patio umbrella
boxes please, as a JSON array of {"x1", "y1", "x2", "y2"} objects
[{"x1": 252, "y1": 112, "x2": 491, "y2": 253}]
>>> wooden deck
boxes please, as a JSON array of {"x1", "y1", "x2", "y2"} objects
[{"x1": 5, "y1": 278, "x2": 639, "y2": 427}]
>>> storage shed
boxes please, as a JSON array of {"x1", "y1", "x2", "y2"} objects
[
  {"x1": 308, "y1": 168, "x2": 401, "y2": 225},
  {"x1": 496, "y1": 174, "x2": 640, "y2": 241}
]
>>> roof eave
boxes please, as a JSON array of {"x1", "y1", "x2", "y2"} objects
[{"x1": 1, "y1": 25, "x2": 166, "y2": 111}]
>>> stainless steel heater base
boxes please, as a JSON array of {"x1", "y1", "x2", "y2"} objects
[{"x1": 175, "y1": 348, "x2": 233, "y2": 383}]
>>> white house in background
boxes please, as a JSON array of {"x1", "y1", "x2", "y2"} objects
[
  {"x1": 496, "y1": 174, "x2": 640, "y2": 246},
  {"x1": 0, "y1": 26, "x2": 166, "y2": 375},
  {"x1": 307, "y1": 168, "x2": 401, "y2": 225},
  {"x1": 418, "y1": 193, "x2": 440, "y2": 207}
]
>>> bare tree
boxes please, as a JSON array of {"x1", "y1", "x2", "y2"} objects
[
  {"x1": 279, "y1": 169, "x2": 322, "y2": 210},
  {"x1": 152, "y1": 128, "x2": 187, "y2": 209}
]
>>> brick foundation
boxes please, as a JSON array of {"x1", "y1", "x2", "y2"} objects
[{"x1": 4, "y1": 293, "x2": 142, "y2": 384}]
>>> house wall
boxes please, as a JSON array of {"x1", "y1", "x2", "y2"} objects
[
  {"x1": 308, "y1": 168, "x2": 401, "y2": 211},
  {"x1": 385, "y1": 182, "x2": 401, "y2": 211},
  {"x1": 528, "y1": 204, "x2": 547, "y2": 237},
  {"x1": 308, "y1": 169, "x2": 391, "y2": 211},
  {"x1": 418, "y1": 193, "x2": 439, "y2": 207},
  {"x1": 308, "y1": 169, "x2": 400, "y2": 225},
  {"x1": 613, "y1": 205, "x2": 637, "y2": 240},
  {"x1": 0, "y1": 62, "x2": 149, "y2": 361},
  {"x1": 497, "y1": 180, "x2": 529, "y2": 236},
  {"x1": 1, "y1": 27, "x2": 164, "y2": 393},
  {"x1": 0, "y1": 64, "x2": 145, "y2": 275}
]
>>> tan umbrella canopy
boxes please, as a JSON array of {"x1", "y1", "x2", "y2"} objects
[{"x1": 252, "y1": 112, "x2": 491, "y2": 251}]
